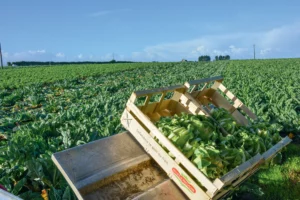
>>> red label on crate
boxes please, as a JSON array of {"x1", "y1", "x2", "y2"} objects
[{"x1": 172, "y1": 168, "x2": 196, "y2": 193}]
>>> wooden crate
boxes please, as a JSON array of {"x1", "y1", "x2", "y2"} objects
[
  {"x1": 121, "y1": 84, "x2": 276, "y2": 199},
  {"x1": 184, "y1": 76, "x2": 257, "y2": 126},
  {"x1": 184, "y1": 76, "x2": 292, "y2": 187}
]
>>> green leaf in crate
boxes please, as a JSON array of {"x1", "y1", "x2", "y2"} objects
[{"x1": 12, "y1": 177, "x2": 27, "y2": 195}]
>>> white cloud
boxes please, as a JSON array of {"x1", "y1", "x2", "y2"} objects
[
  {"x1": 229, "y1": 45, "x2": 248, "y2": 55},
  {"x1": 56, "y1": 52, "x2": 65, "y2": 58},
  {"x1": 212, "y1": 49, "x2": 229, "y2": 55},
  {"x1": 89, "y1": 9, "x2": 130, "y2": 17},
  {"x1": 2, "y1": 49, "x2": 61, "y2": 64},
  {"x1": 260, "y1": 48, "x2": 272, "y2": 55},
  {"x1": 130, "y1": 22, "x2": 300, "y2": 61},
  {"x1": 2, "y1": 22, "x2": 299, "y2": 64},
  {"x1": 28, "y1": 49, "x2": 46, "y2": 54},
  {"x1": 191, "y1": 46, "x2": 210, "y2": 55},
  {"x1": 77, "y1": 54, "x2": 83, "y2": 59},
  {"x1": 2, "y1": 52, "x2": 8, "y2": 58},
  {"x1": 196, "y1": 46, "x2": 205, "y2": 52}
]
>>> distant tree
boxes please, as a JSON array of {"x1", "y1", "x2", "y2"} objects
[
  {"x1": 215, "y1": 56, "x2": 219, "y2": 61},
  {"x1": 198, "y1": 55, "x2": 211, "y2": 62},
  {"x1": 11, "y1": 60, "x2": 135, "y2": 67},
  {"x1": 7, "y1": 62, "x2": 12, "y2": 66},
  {"x1": 217, "y1": 55, "x2": 230, "y2": 61}
]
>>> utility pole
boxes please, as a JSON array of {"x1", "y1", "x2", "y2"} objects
[
  {"x1": 253, "y1": 44, "x2": 256, "y2": 60},
  {"x1": 0, "y1": 43, "x2": 3, "y2": 69}
]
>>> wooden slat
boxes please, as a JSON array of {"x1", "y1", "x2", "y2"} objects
[
  {"x1": 126, "y1": 102, "x2": 218, "y2": 197},
  {"x1": 218, "y1": 84, "x2": 236, "y2": 101},
  {"x1": 231, "y1": 110, "x2": 249, "y2": 126},
  {"x1": 240, "y1": 104, "x2": 257, "y2": 120},
  {"x1": 179, "y1": 94, "x2": 191, "y2": 106},
  {"x1": 141, "y1": 103, "x2": 157, "y2": 115},
  {"x1": 121, "y1": 110, "x2": 210, "y2": 200},
  {"x1": 144, "y1": 95, "x2": 151, "y2": 106},
  {"x1": 211, "y1": 81, "x2": 222, "y2": 90},
  {"x1": 201, "y1": 82, "x2": 209, "y2": 92},
  {"x1": 190, "y1": 85, "x2": 198, "y2": 92},
  {"x1": 130, "y1": 93, "x2": 138, "y2": 103},
  {"x1": 212, "y1": 163, "x2": 262, "y2": 200},
  {"x1": 141, "y1": 95, "x2": 152, "y2": 112},
  {"x1": 134, "y1": 85, "x2": 186, "y2": 97},
  {"x1": 185, "y1": 76, "x2": 224, "y2": 88},
  {"x1": 197, "y1": 87, "x2": 250, "y2": 125},
  {"x1": 188, "y1": 101, "x2": 201, "y2": 114},
  {"x1": 153, "y1": 92, "x2": 166, "y2": 113},
  {"x1": 214, "y1": 154, "x2": 263, "y2": 189},
  {"x1": 210, "y1": 92, "x2": 233, "y2": 111},
  {"x1": 232, "y1": 99, "x2": 243, "y2": 108},
  {"x1": 262, "y1": 136, "x2": 292, "y2": 161},
  {"x1": 184, "y1": 92, "x2": 208, "y2": 115},
  {"x1": 217, "y1": 83, "x2": 257, "y2": 121}
]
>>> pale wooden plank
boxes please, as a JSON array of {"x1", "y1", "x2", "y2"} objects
[
  {"x1": 130, "y1": 93, "x2": 137, "y2": 103},
  {"x1": 190, "y1": 85, "x2": 198, "y2": 92},
  {"x1": 126, "y1": 102, "x2": 218, "y2": 197},
  {"x1": 212, "y1": 166, "x2": 260, "y2": 200},
  {"x1": 141, "y1": 95, "x2": 152, "y2": 112},
  {"x1": 216, "y1": 154, "x2": 263, "y2": 188},
  {"x1": 185, "y1": 76, "x2": 224, "y2": 88},
  {"x1": 141, "y1": 103, "x2": 157, "y2": 115},
  {"x1": 200, "y1": 82, "x2": 209, "y2": 92},
  {"x1": 231, "y1": 110, "x2": 249, "y2": 126},
  {"x1": 240, "y1": 104, "x2": 257, "y2": 120},
  {"x1": 232, "y1": 99, "x2": 243, "y2": 108},
  {"x1": 218, "y1": 84, "x2": 236, "y2": 101},
  {"x1": 159, "y1": 99, "x2": 172, "y2": 110},
  {"x1": 218, "y1": 83, "x2": 257, "y2": 121},
  {"x1": 211, "y1": 92, "x2": 232, "y2": 111},
  {"x1": 262, "y1": 136, "x2": 292, "y2": 161},
  {"x1": 211, "y1": 81, "x2": 222, "y2": 90},
  {"x1": 179, "y1": 94, "x2": 191, "y2": 107},
  {"x1": 144, "y1": 95, "x2": 151, "y2": 106},
  {"x1": 134, "y1": 85, "x2": 186, "y2": 97},
  {"x1": 121, "y1": 110, "x2": 210, "y2": 200},
  {"x1": 184, "y1": 92, "x2": 209, "y2": 115}
]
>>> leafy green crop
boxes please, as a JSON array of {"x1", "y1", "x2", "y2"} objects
[
  {"x1": 156, "y1": 109, "x2": 283, "y2": 180},
  {"x1": 0, "y1": 61, "x2": 225, "y2": 198},
  {"x1": 0, "y1": 58, "x2": 299, "y2": 199}
]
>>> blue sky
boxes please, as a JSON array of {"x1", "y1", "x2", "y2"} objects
[{"x1": 1, "y1": 0, "x2": 300, "y2": 63}]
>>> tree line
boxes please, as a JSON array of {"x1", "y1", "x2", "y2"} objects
[
  {"x1": 198, "y1": 55, "x2": 231, "y2": 62},
  {"x1": 7, "y1": 60, "x2": 135, "y2": 67},
  {"x1": 215, "y1": 55, "x2": 230, "y2": 61}
]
